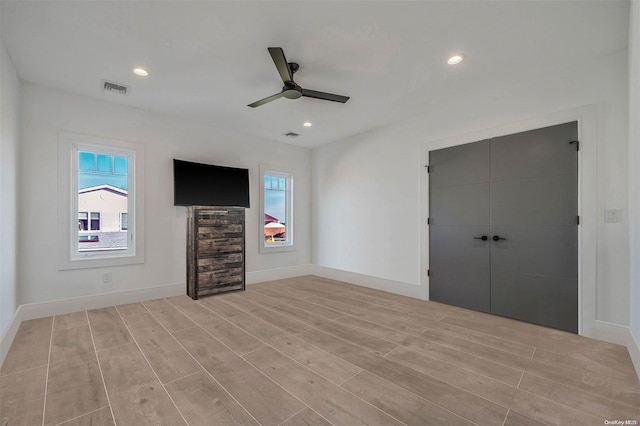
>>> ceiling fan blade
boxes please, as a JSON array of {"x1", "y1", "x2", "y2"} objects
[
  {"x1": 268, "y1": 47, "x2": 293, "y2": 83},
  {"x1": 301, "y1": 88, "x2": 350, "y2": 103},
  {"x1": 247, "y1": 92, "x2": 284, "y2": 108}
]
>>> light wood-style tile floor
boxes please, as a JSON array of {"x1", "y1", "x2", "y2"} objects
[{"x1": 2, "y1": 275, "x2": 639, "y2": 425}]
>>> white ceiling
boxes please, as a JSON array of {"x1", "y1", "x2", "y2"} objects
[{"x1": 0, "y1": 0, "x2": 629, "y2": 148}]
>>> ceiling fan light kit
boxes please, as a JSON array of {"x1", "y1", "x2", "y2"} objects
[{"x1": 248, "y1": 47, "x2": 350, "y2": 108}]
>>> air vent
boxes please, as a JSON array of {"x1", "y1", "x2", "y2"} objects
[
  {"x1": 102, "y1": 80, "x2": 130, "y2": 95},
  {"x1": 283, "y1": 132, "x2": 300, "y2": 138}
]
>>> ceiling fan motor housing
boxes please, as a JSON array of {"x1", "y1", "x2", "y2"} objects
[{"x1": 283, "y1": 82, "x2": 302, "y2": 99}]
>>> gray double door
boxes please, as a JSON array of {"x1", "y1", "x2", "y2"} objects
[{"x1": 429, "y1": 122, "x2": 578, "y2": 332}]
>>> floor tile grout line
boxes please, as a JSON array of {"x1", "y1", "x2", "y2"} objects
[
  {"x1": 0, "y1": 363, "x2": 49, "y2": 378},
  {"x1": 194, "y1": 297, "x2": 407, "y2": 425},
  {"x1": 113, "y1": 305, "x2": 190, "y2": 426},
  {"x1": 53, "y1": 405, "x2": 110, "y2": 426},
  {"x1": 161, "y1": 369, "x2": 204, "y2": 387},
  {"x1": 531, "y1": 347, "x2": 537, "y2": 359},
  {"x1": 143, "y1": 307, "x2": 264, "y2": 426},
  {"x1": 276, "y1": 407, "x2": 307, "y2": 426},
  {"x1": 517, "y1": 371, "x2": 525, "y2": 389},
  {"x1": 40, "y1": 316, "x2": 54, "y2": 426},
  {"x1": 501, "y1": 408, "x2": 510, "y2": 426},
  {"x1": 85, "y1": 310, "x2": 118, "y2": 426}
]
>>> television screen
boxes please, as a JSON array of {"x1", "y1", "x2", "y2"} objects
[{"x1": 173, "y1": 159, "x2": 250, "y2": 207}]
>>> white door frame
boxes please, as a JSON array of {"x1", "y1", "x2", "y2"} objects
[{"x1": 420, "y1": 105, "x2": 598, "y2": 338}]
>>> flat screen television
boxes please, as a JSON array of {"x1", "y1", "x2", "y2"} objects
[{"x1": 173, "y1": 159, "x2": 250, "y2": 207}]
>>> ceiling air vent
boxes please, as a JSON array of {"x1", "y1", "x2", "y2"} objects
[
  {"x1": 283, "y1": 131, "x2": 300, "y2": 138},
  {"x1": 102, "y1": 80, "x2": 130, "y2": 95}
]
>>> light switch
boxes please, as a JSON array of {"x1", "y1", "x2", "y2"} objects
[{"x1": 604, "y1": 209, "x2": 622, "y2": 223}]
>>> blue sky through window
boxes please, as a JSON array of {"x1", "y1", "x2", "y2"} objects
[
  {"x1": 78, "y1": 151, "x2": 128, "y2": 190},
  {"x1": 264, "y1": 174, "x2": 286, "y2": 223}
]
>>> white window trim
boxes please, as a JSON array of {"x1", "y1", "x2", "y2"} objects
[
  {"x1": 58, "y1": 132, "x2": 145, "y2": 270},
  {"x1": 260, "y1": 164, "x2": 295, "y2": 253}
]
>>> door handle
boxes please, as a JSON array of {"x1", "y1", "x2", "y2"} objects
[
  {"x1": 473, "y1": 236, "x2": 488, "y2": 241},
  {"x1": 492, "y1": 235, "x2": 507, "y2": 241}
]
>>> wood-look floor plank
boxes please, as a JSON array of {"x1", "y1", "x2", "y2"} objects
[
  {"x1": 164, "y1": 371, "x2": 259, "y2": 426},
  {"x1": 250, "y1": 286, "x2": 348, "y2": 320},
  {"x1": 53, "y1": 312, "x2": 88, "y2": 331},
  {"x1": 387, "y1": 345, "x2": 604, "y2": 426},
  {"x1": 87, "y1": 307, "x2": 133, "y2": 351},
  {"x1": 342, "y1": 314, "x2": 523, "y2": 386},
  {"x1": 226, "y1": 312, "x2": 362, "y2": 385},
  {"x1": 121, "y1": 312, "x2": 200, "y2": 384},
  {"x1": 220, "y1": 296, "x2": 312, "y2": 335},
  {"x1": 97, "y1": 342, "x2": 186, "y2": 425},
  {"x1": 44, "y1": 325, "x2": 108, "y2": 425},
  {"x1": 115, "y1": 302, "x2": 149, "y2": 319},
  {"x1": 172, "y1": 326, "x2": 305, "y2": 425},
  {"x1": 177, "y1": 302, "x2": 266, "y2": 355},
  {"x1": 0, "y1": 317, "x2": 52, "y2": 376},
  {"x1": 198, "y1": 296, "x2": 245, "y2": 318},
  {"x1": 57, "y1": 407, "x2": 115, "y2": 426},
  {"x1": 141, "y1": 298, "x2": 194, "y2": 332},
  {"x1": 280, "y1": 407, "x2": 332, "y2": 426},
  {"x1": 297, "y1": 327, "x2": 509, "y2": 425},
  {"x1": 0, "y1": 365, "x2": 47, "y2": 426},
  {"x1": 244, "y1": 346, "x2": 404, "y2": 426},
  {"x1": 518, "y1": 372, "x2": 640, "y2": 421},
  {"x1": 164, "y1": 295, "x2": 194, "y2": 307},
  {"x1": 342, "y1": 370, "x2": 475, "y2": 425},
  {"x1": 503, "y1": 410, "x2": 546, "y2": 426}
]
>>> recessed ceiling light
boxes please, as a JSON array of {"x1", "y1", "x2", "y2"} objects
[
  {"x1": 447, "y1": 55, "x2": 464, "y2": 65},
  {"x1": 133, "y1": 67, "x2": 149, "y2": 77},
  {"x1": 303, "y1": 121, "x2": 312, "y2": 127}
]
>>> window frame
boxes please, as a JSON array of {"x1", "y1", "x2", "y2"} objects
[
  {"x1": 58, "y1": 132, "x2": 145, "y2": 270},
  {"x1": 260, "y1": 165, "x2": 295, "y2": 253}
]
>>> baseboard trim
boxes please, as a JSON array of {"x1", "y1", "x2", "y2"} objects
[
  {"x1": 307, "y1": 265, "x2": 424, "y2": 299},
  {"x1": 0, "y1": 307, "x2": 23, "y2": 369},
  {"x1": 19, "y1": 283, "x2": 184, "y2": 322},
  {"x1": 627, "y1": 328, "x2": 640, "y2": 380},
  {"x1": 592, "y1": 319, "x2": 629, "y2": 346},
  {"x1": 246, "y1": 265, "x2": 314, "y2": 284}
]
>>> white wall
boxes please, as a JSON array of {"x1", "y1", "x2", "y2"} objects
[
  {"x1": 312, "y1": 49, "x2": 630, "y2": 329},
  {"x1": 628, "y1": 0, "x2": 640, "y2": 361},
  {"x1": 18, "y1": 83, "x2": 311, "y2": 304},
  {"x1": 0, "y1": 36, "x2": 20, "y2": 334}
]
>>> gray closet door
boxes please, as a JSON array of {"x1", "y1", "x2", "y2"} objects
[
  {"x1": 490, "y1": 122, "x2": 578, "y2": 332},
  {"x1": 428, "y1": 122, "x2": 578, "y2": 332},
  {"x1": 429, "y1": 140, "x2": 492, "y2": 312}
]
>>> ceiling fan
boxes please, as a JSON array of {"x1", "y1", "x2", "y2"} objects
[{"x1": 248, "y1": 47, "x2": 350, "y2": 108}]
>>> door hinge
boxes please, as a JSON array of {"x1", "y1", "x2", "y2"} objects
[
  {"x1": 570, "y1": 140, "x2": 580, "y2": 151},
  {"x1": 425, "y1": 165, "x2": 430, "y2": 173},
  {"x1": 427, "y1": 217, "x2": 431, "y2": 225},
  {"x1": 577, "y1": 215, "x2": 580, "y2": 225},
  {"x1": 427, "y1": 269, "x2": 430, "y2": 277}
]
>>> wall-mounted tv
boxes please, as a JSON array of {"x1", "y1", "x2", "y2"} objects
[{"x1": 173, "y1": 159, "x2": 250, "y2": 207}]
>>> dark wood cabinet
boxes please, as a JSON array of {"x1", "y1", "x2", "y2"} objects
[{"x1": 186, "y1": 206, "x2": 245, "y2": 299}]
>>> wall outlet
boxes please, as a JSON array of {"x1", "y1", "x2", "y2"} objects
[{"x1": 103, "y1": 272, "x2": 112, "y2": 284}]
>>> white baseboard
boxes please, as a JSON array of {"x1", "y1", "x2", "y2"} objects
[
  {"x1": 18, "y1": 283, "x2": 185, "y2": 322},
  {"x1": 627, "y1": 328, "x2": 640, "y2": 380},
  {"x1": 592, "y1": 319, "x2": 630, "y2": 346},
  {"x1": 307, "y1": 265, "x2": 424, "y2": 299},
  {"x1": 0, "y1": 307, "x2": 22, "y2": 369},
  {"x1": 246, "y1": 265, "x2": 314, "y2": 284}
]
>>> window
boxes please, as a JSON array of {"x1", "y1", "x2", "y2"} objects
[
  {"x1": 58, "y1": 133, "x2": 145, "y2": 270},
  {"x1": 120, "y1": 212, "x2": 128, "y2": 231},
  {"x1": 260, "y1": 165, "x2": 294, "y2": 252}
]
